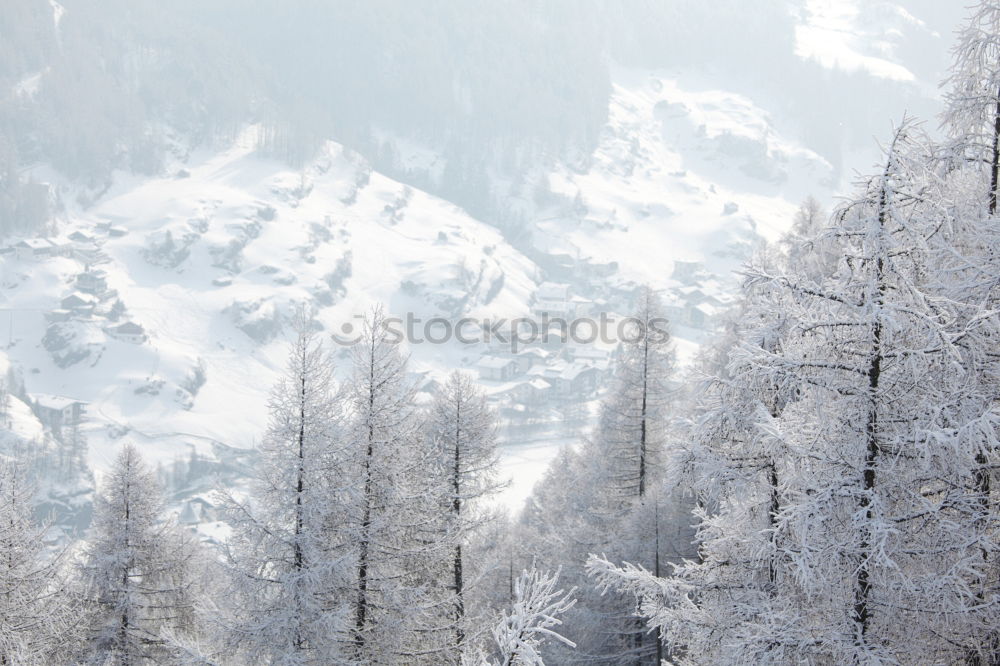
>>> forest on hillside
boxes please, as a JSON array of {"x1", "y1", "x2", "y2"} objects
[{"x1": 1, "y1": 1, "x2": 1000, "y2": 664}]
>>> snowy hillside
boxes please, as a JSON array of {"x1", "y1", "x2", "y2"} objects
[
  {"x1": 1, "y1": 128, "x2": 541, "y2": 497},
  {"x1": 0, "y1": 66, "x2": 845, "y2": 512},
  {"x1": 0, "y1": 0, "x2": 963, "y2": 515}
]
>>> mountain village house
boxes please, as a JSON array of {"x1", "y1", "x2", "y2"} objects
[
  {"x1": 14, "y1": 238, "x2": 54, "y2": 260},
  {"x1": 476, "y1": 355, "x2": 519, "y2": 382},
  {"x1": 105, "y1": 321, "x2": 146, "y2": 344},
  {"x1": 30, "y1": 394, "x2": 86, "y2": 429}
]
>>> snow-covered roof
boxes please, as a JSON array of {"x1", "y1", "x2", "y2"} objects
[
  {"x1": 559, "y1": 362, "x2": 596, "y2": 381},
  {"x1": 477, "y1": 355, "x2": 516, "y2": 370},
  {"x1": 17, "y1": 239, "x2": 52, "y2": 250},
  {"x1": 536, "y1": 282, "x2": 571, "y2": 300},
  {"x1": 694, "y1": 303, "x2": 723, "y2": 317},
  {"x1": 568, "y1": 347, "x2": 609, "y2": 360},
  {"x1": 179, "y1": 501, "x2": 203, "y2": 524},
  {"x1": 31, "y1": 393, "x2": 86, "y2": 410},
  {"x1": 110, "y1": 321, "x2": 145, "y2": 335},
  {"x1": 61, "y1": 293, "x2": 96, "y2": 307},
  {"x1": 677, "y1": 285, "x2": 705, "y2": 297}
]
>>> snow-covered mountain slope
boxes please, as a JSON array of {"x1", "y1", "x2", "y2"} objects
[
  {"x1": 1, "y1": 129, "x2": 540, "y2": 492},
  {"x1": 796, "y1": 0, "x2": 924, "y2": 82},
  {"x1": 0, "y1": 55, "x2": 920, "y2": 511},
  {"x1": 536, "y1": 69, "x2": 834, "y2": 282}
]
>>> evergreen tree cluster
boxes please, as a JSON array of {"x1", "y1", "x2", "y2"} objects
[
  {"x1": 0, "y1": 309, "x2": 578, "y2": 664},
  {"x1": 3, "y1": 4, "x2": 1000, "y2": 664},
  {"x1": 582, "y1": 4, "x2": 1000, "y2": 662}
]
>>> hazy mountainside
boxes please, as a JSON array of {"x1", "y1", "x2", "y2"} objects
[
  {"x1": 0, "y1": 0, "x2": 971, "y2": 523},
  {"x1": 0, "y1": 0, "x2": 965, "y2": 235}
]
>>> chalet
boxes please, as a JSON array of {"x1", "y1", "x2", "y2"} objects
[
  {"x1": 689, "y1": 302, "x2": 722, "y2": 329},
  {"x1": 563, "y1": 346, "x2": 611, "y2": 364},
  {"x1": 538, "y1": 322, "x2": 571, "y2": 350},
  {"x1": 551, "y1": 362, "x2": 599, "y2": 399},
  {"x1": 476, "y1": 355, "x2": 518, "y2": 382},
  {"x1": 675, "y1": 285, "x2": 707, "y2": 303},
  {"x1": 512, "y1": 347, "x2": 549, "y2": 373},
  {"x1": 178, "y1": 501, "x2": 203, "y2": 525},
  {"x1": 517, "y1": 377, "x2": 552, "y2": 403},
  {"x1": 61, "y1": 292, "x2": 96, "y2": 315},
  {"x1": 48, "y1": 237, "x2": 73, "y2": 257},
  {"x1": 578, "y1": 259, "x2": 618, "y2": 280},
  {"x1": 570, "y1": 295, "x2": 594, "y2": 315},
  {"x1": 532, "y1": 283, "x2": 574, "y2": 319},
  {"x1": 68, "y1": 230, "x2": 95, "y2": 244},
  {"x1": 106, "y1": 321, "x2": 146, "y2": 344},
  {"x1": 485, "y1": 320, "x2": 539, "y2": 353},
  {"x1": 14, "y1": 239, "x2": 52, "y2": 260},
  {"x1": 76, "y1": 269, "x2": 108, "y2": 294},
  {"x1": 30, "y1": 394, "x2": 86, "y2": 428}
]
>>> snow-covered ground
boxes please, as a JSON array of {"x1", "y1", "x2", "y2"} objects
[
  {"x1": 3, "y1": 127, "x2": 542, "y2": 487},
  {"x1": 796, "y1": 0, "x2": 919, "y2": 81},
  {"x1": 537, "y1": 67, "x2": 835, "y2": 285},
  {"x1": 1, "y1": 17, "x2": 940, "y2": 510}
]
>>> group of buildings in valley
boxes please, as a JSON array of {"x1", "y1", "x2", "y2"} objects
[
  {"x1": 465, "y1": 260, "x2": 735, "y2": 442},
  {"x1": 2, "y1": 230, "x2": 147, "y2": 345}
]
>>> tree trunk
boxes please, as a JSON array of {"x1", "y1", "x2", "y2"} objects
[
  {"x1": 453, "y1": 399, "x2": 465, "y2": 652},
  {"x1": 654, "y1": 500, "x2": 663, "y2": 666},
  {"x1": 354, "y1": 344, "x2": 376, "y2": 654},
  {"x1": 638, "y1": 332, "x2": 649, "y2": 499},
  {"x1": 121, "y1": 468, "x2": 132, "y2": 666},
  {"x1": 293, "y1": 368, "x2": 306, "y2": 652},
  {"x1": 767, "y1": 461, "x2": 780, "y2": 588},
  {"x1": 989, "y1": 87, "x2": 1000, "y2": 215},
  {"x1": 853, "y1": 178, "x2": 887, "y2": 647}
]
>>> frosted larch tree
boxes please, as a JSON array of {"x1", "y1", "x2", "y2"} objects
[
  {"x1": 218, "y1": 316, "x2": 351, "y2": 664},
  {"x1": 79, "y1": 444, "x2": 202, "y2": 665},
  {"x1": 426, "y1": 371, "x2": 502, "y2": 661}
]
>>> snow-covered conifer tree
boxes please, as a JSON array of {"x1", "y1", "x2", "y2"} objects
[
  {"x1": 943, "y1": 0, "x2": 1000, "y2": 213},
  {"x1": 346, "y1": 306, "x2": 443, "y2": 664},
  {"x1": 596, "y1": 287, "x2": 674, "y2": 506},
  {"x1": 579, "y1": 287, "x2": 679, "y2": 662},
  {"x1": 941, "y1": 8, "x2": 1000, "y2": 658},
  {"x1": 0, "y1": 462, "x2": 76, "y2": 664},
  {"x1": 514, "y1": 289, "x2": 689, "y2": 664},
  {"x1": 426, "y1": 371, "x2": 502, "y2": 661},
  {"x1": 592, "y1": 123, "x2": 1000, "y2": 663},
  {"x1": 218, "y1": 316, "x2": 351, "y2": 664},
  {"x1": 79, "y1": 444, "x2": 203, "y2": 665}
]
